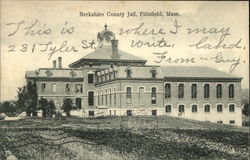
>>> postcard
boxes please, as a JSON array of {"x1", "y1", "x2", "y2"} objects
[{"x1": 0, "y1": 1, "x2": 249, "y2": 160}]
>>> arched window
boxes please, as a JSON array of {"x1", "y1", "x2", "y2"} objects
[
  {"x1": 109, "y1": 88, "x2": 112, "y2": 105},
  {"x1": 204, "y1": 104, "x2": 210, "y2": 112},
  {"x1": 66, "y1": 84, "x2": 70, "y2": 92},
  {"x1": 165, "y1": 105, "x2": 171, "y2": 113},
  {"x1": 191, "y1": 84, "x2": 197, "y2": 99},
  {"x1": 179, "y1": 105, "x2": 185, "y2": 113},
  {"x1": 204, "y1": 84, "x2": 210, "y2": 98},
  {"x1": 192, "y1": 105, "x2": 198, "y2": 112},
  {"x1": 52, "y1": 83, "x2": 56, "y2": 93},
  {"x1": 101, "y1": 90, "x2": 104, "y2": 105},
  {"x1": 139, "y1": 87, "x2": 144, "y2": 105},
  {"x1": 217, "y1": 104, "x2": 223, "y2": 112},
  {"x1": 126, "y1": 87, "x2": 132, "y2": 104},
  {"x1": 151, "y1": 87, "x2": 157, "y2": 104},
  {"x1": 113, "y1": 88, "x2": 116, "y2": 105},
  {"x1": 165, "y1": 83, "x2": 171, "y2": 98},
  {"x1": 178, "y1": 84, "x2": 184, "y2": 98},
  {"x1": 216, "y1": 84, "x2": 222, "y2": 98},
  {"x1": 105, "y1": 89, "x2": 108, "y2": 105},
  {"x1": 41, "y1": 83, "x2": 46, "y2": 92},
  {"x1": 229, "y1": 84, "x2": 234, "y2": 98},
  {"x1": 88, "y1": 91, "x2": 94, "y2": 106}
]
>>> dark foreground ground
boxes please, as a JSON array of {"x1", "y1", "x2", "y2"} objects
[{"x1": 0, "y1": 116, "x2": 249, "y2": 160}]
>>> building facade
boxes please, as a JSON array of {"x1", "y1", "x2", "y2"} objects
[{"x1": 26, "y1": 25, "x2": 243, "y2": 126}]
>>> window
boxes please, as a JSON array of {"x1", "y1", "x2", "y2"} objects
[
  {"x1": 66, "y1": 84, "x2": 70, "y2": 92},
  {"x1": 191, "y1": 84, "x2": 197, "y2": 99},
  {"x1": 127, "y1": 110, "x2": 132, "y2": 116},
  {"x1": 152, "y1": 110, "x2": 157, "y2": 116},
  {"x1": 88, "y1": 74, "x2": 94, "y2": 84},
  {"x1": 41, "y1": 83, "x2": 46, "y2": 92},
  {"x1": 217, "y1": 121, "x2": 223, "y2": 124},
  {"x1": 178, "y1": 84, "x2": 184, "y2": 98},
  {"x1": 204, "y1": 104, "x2": 210, "y2": 112},
  {"x1": 109, "y1": 73, "x2": 112, "y2": 80},
  {"x1": 109, "y1": 89, "x2": 112, "y2": 105},
  {"x1": 229, "y1": 104, "x2": 235, "y2": 112},
  {"x1": 89, "y1": 111, "x2": 94, "y2": 116},
  {"x1": 75, "y1": 98, "x2": 82, "y2": 109},
  {"x1": 151, "y1": 67, "x2": 157, "y2": 78},
  {"x1": 75, "y1": 84, "x2": 83, "y2": 93},
  {"x1": 52, "y1": 83, "x2": 56, "y2": 93},
  {"x1": 192, "y1": 105, "x2": 198, "y2": 112},
  {"x1": 165, "y1": 83, "x2": 171, "y2": 98},
  {"x1": 179, "y1": 105, "x2": 185, "y2": 113},
  {"x1": 217, "y1": 104, "x2": 223, "y2": 112},
  {"x1": 101, "y1": 90, "x2": 104, "y2": 105},
  {"x1": 139, "y1": 87, "x2": 144, "y2": 105},
  {"x1": 165, "y1": 105, "x2": 171, "y2": 113},
  {"x1": 88, "y1": 91, "x2": 94, "y2": 106},
  {"x1": 151, "y1": 87, "x2": 157, "y2": 104},
  {"x1": 126, "y1": 87, "x2": 132, "y2": 104},
  {"x1": 126, "y1": 68, "x2": 131, "y2": 78},
  {"x1": 216, "y1": 84, "x2": 222, "y2": 98},
  {"x1": 204, "y1": 84, "x2": 210, "y2": 98},
  {"x1": 105, "y1": 89, "x2": 108, "y2": 105},
  {"x1": 114, "y1": 88, "x2": 116, "y2": 105},
  {"x1": 98, "y1": 91, "x2": 100, "y2": 106},
  {"x1": 229, "y1": 84, "x2": 234, "y2": 98},
  {"x1": 229, "y1": 120, "x2": 235, "y2": 124}
]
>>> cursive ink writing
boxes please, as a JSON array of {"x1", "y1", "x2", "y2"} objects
[
  {"x1": 153, "y1": 51, "x2": 195, "y2": 64},
  {"x1": 210, "y1": 52, "x2": 240, "y2": 73}
]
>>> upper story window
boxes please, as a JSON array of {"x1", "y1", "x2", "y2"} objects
[
  {"x1": 191, "y1": 84, "x2": 197, "y2": 99},
  {"x1": 178, "y1": 83, "x2": 184, "y2": 98},
  {"x1": 204, "y1": 84, "x2": 210, "y2": 98},
  {"x1": 126, "y1": 87, "x2": 132, "y2": 104},
  {"x1": 165, "y1": 83, "x2": 171, "y2": 98},
  {"x1": 109, "y1": 73, "x2": 112, "y2": 80},
  {"x1": 151, "y1": 67, "x2": 157, "y2": 78},
  {"x1": 114, "y1": 88, "x2": 116, "y2": 105},
  {"x1": 52, "y1": 83, "x2": 56, "y2": 93},
  {"x1": 75, "y1": 84, "x2": 83, "y2": 93},
  {"x1": 217, "y1": 104, "x2": 223, "y2": 112},
  {"x1": 229, "y1": 84, "x2": 235, "y2": 98},
  {"x1": 151, "y1": 87, "x2": 157, "y2": 104},
  {"x1": 229, "y1": 104, "x2": 235, "y2": 112},
  {"x1": 216, "y1": 84, "x2": 222, "y2": 98},
  {"x1": 88, "y1": 74, "x2": 94, "y2": 84},
  {"x1": 204, "y1": 104, "x2": 210, "y2": 112},
  {"x1": 41, "y1": 83, "x2": 46, "y2": 92},
  {"x1": 126, "y1": 67, "x2": 131, "y2": 78},
  {"x1": 66, "y1": 84, "x2": 70, "y2": 92},
  {"x1": 139, "y1": 87, "x2": 144, "y2": 105}
]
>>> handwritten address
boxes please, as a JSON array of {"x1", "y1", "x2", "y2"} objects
[{"x1": 5, "y1": 19, "x2": 245, "y2": 73}]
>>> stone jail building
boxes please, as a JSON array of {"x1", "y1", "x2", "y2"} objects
[{"x1": 26, "y1": 25, "x2": 243, "y2": 126}]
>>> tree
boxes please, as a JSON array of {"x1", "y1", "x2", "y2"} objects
[
  {"x1": 0, "y1": 101, "x2": 17, "y2": 117},
  {"x1": 62, "y1": 98, "x2": 73, "y2": 117},
  {"x1": 16, "y1": 86, "x2": 30, "y2": 116},
  {"x1": 242, "y1": 103, "x2": 249, "y2": 116},
  {"x1": 39, "y1": 98, "x2": 48, "y2": 117},
  {"x1": 47, "y1": 100, "x2": 56, "y2": 118}
]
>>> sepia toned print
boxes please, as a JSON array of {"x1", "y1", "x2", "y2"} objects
[{"x1": 0, "y1": 1, "x2": 249, "y2": 160}]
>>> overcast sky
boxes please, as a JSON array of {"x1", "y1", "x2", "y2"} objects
[{"x1": 1, "y1": 1, "x2": 249, "y2": 101}]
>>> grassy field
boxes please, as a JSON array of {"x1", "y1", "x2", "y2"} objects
[{"x1": 0, "y1": 116, "x2": 249, "y2": 160}]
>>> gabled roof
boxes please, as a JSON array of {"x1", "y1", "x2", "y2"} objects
[
  {"x1": 160, "y1": 66, "x2": 242, "y2": 79},
  {"x1": 69, "y1": 47, "x2": 146, "y2": 67}
]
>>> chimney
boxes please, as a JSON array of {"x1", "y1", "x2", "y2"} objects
[
  {"x1": 111, "y1": 39, "x2": 119, "y2": 59},
  {"x1": 58, "y1": 57, "x2": 62, "y2": 68},
  {"x1": 53, "y1": 60, "x2": 57, "y2": 68}
]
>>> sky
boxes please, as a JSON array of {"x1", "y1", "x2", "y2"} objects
[{"x1": 0, "y1": 1, "x2": 249, "y2": 101}]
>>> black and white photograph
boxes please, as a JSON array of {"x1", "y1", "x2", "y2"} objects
[{"x1": 0, "y1": 1, "x2": 249, "y2": 160}]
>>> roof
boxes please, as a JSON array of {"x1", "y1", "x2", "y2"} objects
[
  {"x1": 26, "y1": 68, "x2": 84, "y2": 78},
  {"x1": 69, "y1": 47, "x2": 146, "y2": 67},
  {"x1": 115, "y1": 66, "x2": 164, "y2": 79},
  {"x1": 160, "y1": 66, "x2": 242, "y2": 79}
]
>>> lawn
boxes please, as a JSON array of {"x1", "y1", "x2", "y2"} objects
[{"x1": 0, "y1": 116, "x2": 249, "y2": 160}]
